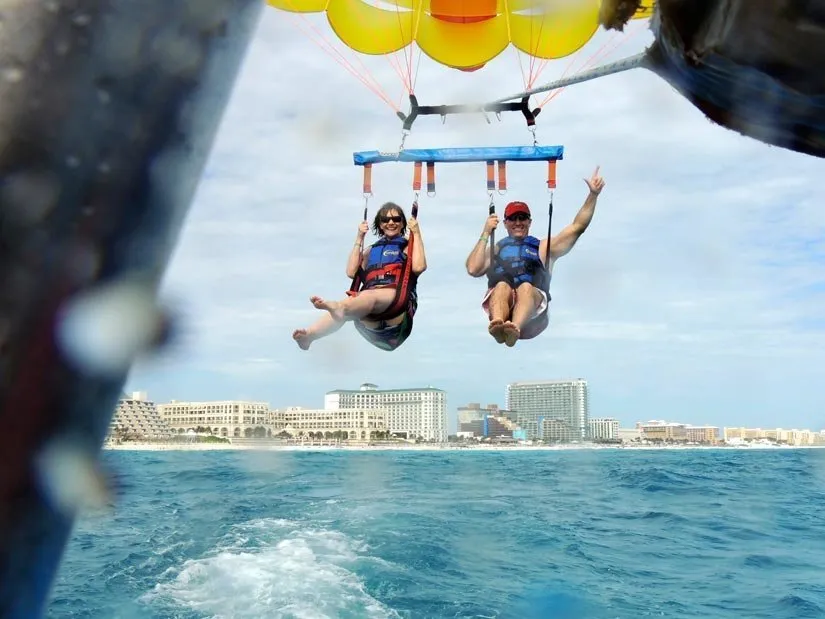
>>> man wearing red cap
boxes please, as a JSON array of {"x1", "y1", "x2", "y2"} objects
[{"x1": 465, "y1": 166, "x2": 605, "y2": 346}]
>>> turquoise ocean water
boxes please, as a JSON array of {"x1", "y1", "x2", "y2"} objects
[{"x1": 47, "y1": 448, "x2": 825, "y2": 618}]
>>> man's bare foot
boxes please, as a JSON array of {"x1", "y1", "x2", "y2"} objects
[
  {"x1": 488, "y1": 319, "x2": 506, "y2": 344},
  {"x1": 292, "y1": 329, "x2": 313, "y2": 350},
  {"x1": 310, "y1": 296, "x2": 344, "y2": 321},
  {"x1": 502, "y1": 321, "x2": 520, "y2": 347}
]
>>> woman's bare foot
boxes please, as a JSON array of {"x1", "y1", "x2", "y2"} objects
[
  {"x1": 488, "y1": 319, "x2": 506, "y2": 344},
  {"x1": 310, "y1": 296, "x2": 344, "y2": 321},
  {"x1": 292, "y1": 329, "x2": 313, "y2": 350},
  {"x1": 502, "y1": 321, "x2": 520, "y2": 347}
]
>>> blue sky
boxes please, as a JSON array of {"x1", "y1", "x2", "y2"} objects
[{"x1": 125, "y1": 8, "x2": 825, "y2": 433}]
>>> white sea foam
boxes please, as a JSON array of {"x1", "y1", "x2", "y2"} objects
[{"x1": 142, "y1": 518, "x2": 399, "y2": 618}]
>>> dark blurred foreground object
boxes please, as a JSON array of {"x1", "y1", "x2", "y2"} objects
[
  {"x1": 496, "y1": 0, "x2": 825, "y2": 159},
  {"x1": 606, "y1": 0, "x2": 825, "y2": 158},
  {"x1": 0, "y1": 0, "x2": 263, "y2": 617}
]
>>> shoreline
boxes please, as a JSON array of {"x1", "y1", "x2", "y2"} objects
[{"x1": 102, "y1": 442, "x2": 825, "y2": 452}]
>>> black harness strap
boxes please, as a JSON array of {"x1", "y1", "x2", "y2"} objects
[
  {"x1": 487, "y1": 200, "x2": 496, "y2": 278},
  {"x1": 544, "y1": 193, "x2": 554, "y2": 302}
]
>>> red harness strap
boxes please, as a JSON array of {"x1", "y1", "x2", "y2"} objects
[{"x1": 347, "y1": 231, "x2": 415, "y2": 322}]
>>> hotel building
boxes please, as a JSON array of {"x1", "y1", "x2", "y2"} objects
[
  {"x1": 156, "y1": 399, "x2": 277, "y2": 438},
  {"x1": 456, "y1": 403, "x2": 524, "y2": 440},
  {"x1": 589, "y1": 417, "x2": 620, "y2": 441},
  {"x1": 108, "y1": 392, "x2": 172, "y2": 440},
  {"x1": 505, "y1": 379, "x2": 589, "y2": 442},
  {"x1": 636, "y1": 420, "x2": 720, "y2": 444},
  {"x1": 457, "y1": 403, "x2": 513, "y2": 428},
  {"x1": 325, "y1": 383, "x2": 448, "y2": 442},
  {"x1": 278, "y1": 406, "x2": 387, "y2": 440},
  {"x1": 724, "y1": 427, "x2": 825, "y2": 446}
]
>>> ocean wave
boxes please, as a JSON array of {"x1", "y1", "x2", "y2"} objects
[{"x1": 142, "y1": 518, "x2": 399, "y2": 619}]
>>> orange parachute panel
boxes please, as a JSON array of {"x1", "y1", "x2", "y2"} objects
[{"x1": 267, "y1": 0, "x2": 653, "y2": 70}]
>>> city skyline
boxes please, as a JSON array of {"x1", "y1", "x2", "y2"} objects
[
  {"x1": 125, "y1": 385, "x2": 824, "y2": 437},
  {"x1": 113, "y1": 388, "x2": 825, "y2": 448}
]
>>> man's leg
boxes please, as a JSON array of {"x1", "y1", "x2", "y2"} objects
[
  {"x1": 501, "y1": 283, "x2": 543, "y2": 347},
  {"x1": 485, "y1": 281, "x2": 513, "y2": 344}
]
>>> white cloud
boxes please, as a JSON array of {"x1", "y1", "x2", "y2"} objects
[{"x1": 127, "y1": 9, "x2": 825, "y2": 432}]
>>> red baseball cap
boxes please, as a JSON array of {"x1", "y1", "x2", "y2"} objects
[{"x1": 504, "y1": 201, "x2": 530, "y2": 219}]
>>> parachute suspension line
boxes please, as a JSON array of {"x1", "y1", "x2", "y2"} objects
[
  {"x1": 527, "y1": 2, "x2": 549, "y2": 91},
  {"x1": 524, "y1": 21, "x2": 621, "y2": 109},
  {"x1": 392, "y1": 47, "x2": 423, "y2": 110},
  {"x1": 282, "y1": 10, "x2": 399, "y2": 114},
  {"x1": 386, "y1": 53, "x2": 412, "y2": 94},
  {"x1": 394, "y1": 1, "x2": 412, "y2": 92},
  {"x1": 411, "y1": 46, "x2": 423, "y2": 93},
  {"x1": 490, "y1": 51, "x2": 648, "y2": 105},
  {"x1": 521, "y1": 4, "x2": 593, "y2": 92},
  {"x1": 535, "y1": 29, "x2": 615, "y2": 103},
  {"x1": 387, "y1": 1, "x2": 414, "y2": 99},
  {"x1": 538, "y1": 22, "x2": 647, "y2": 108},
  {"x1": 538, "y1": 36, "x2": 617, "y2": 108},
  {"x1": 513, "y1": 47, "x2": 530, "y2": 93},
  {"x1": 386, "y1": 0, "x2": 423, "y2": 112}
]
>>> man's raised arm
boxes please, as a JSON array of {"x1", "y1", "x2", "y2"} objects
[{"x1": 545, "y1": 166, "x2": 605, "y2": 261}]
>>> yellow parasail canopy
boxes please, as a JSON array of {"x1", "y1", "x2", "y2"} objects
[{"x1": 267, "y1": 0, "x2": 654, "y2": 70}]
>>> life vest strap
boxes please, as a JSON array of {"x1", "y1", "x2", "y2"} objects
[{"x1": 347, "y1": 233, "x2": 415, "y2": 322}]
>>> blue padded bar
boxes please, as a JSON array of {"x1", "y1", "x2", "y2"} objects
[{"x1": 353, "y1": 145, "x2": 564, "y2": 166}]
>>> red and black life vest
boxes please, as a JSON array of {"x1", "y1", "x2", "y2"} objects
[{"x1": 348, "y1": 235, "x2": 417, "y2": 321}]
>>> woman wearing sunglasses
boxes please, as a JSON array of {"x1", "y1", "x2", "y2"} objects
[
  {"x1": 292, "y1": 202, "x2": 427, "y2": 351},
  {"x1": 465, "y1": 167, "x2": 605, "y2": 347}
]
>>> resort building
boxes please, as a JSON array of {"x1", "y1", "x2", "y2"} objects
[
  {"x1": 325, "y1": 383, "x2": 448, "y2": 442},
  {"x1": 456, "y1": 403, "x2": 525, "y2": 440},
  {"x1": 156, "y1": 399, "x2": 278, "y2": 438},
  {"x1": 723, "y1": 427, "x2": 825, "y2": 446},
  {"x1": 505, "y1": 379, "x2": 589, "y2": 442},
  {"x1": 589, "y1": 417, "x2": 620, "y2": 441},
  {"x1": 107, "y1": 392, "x2": 172, "y2": 440},
  {"x1": 617, "y1": 427, "x2": 642, "y2": 443},
  {"x1": 276, "y1": 406, "x2": 388, "y2": 441},
  {"x1": 457, "y1": 403, "x2": 513, "y2": 428},
  {"x1": 636, "y1": 420, "x2": 720, "y2": 444}
]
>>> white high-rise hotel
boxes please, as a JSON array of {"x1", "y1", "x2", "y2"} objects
[
  {"x1": 589, "y1": 417, "x2": 620, "y2": 441},
  {"x1": 505, "y1": 379, "x2": 589, "y2": 442},
  {"x1": 325, "y1": 383, "x2": 448, "y2": 442}
]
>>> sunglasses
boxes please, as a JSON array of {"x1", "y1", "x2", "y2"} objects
[
  {"x1": 380, "y1": 215, "x2": 403, "y2": 224},
  {"x1": 506, "y1": 213, "x2": 530, "y2": 222}
]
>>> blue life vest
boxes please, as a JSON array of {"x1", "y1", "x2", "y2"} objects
[
  {"x1": 487, "y1": 235, "x2": 550, "y2": 293},
  {"x1": 362, "y1": 236, "x2": 408, "y2": 290}
]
